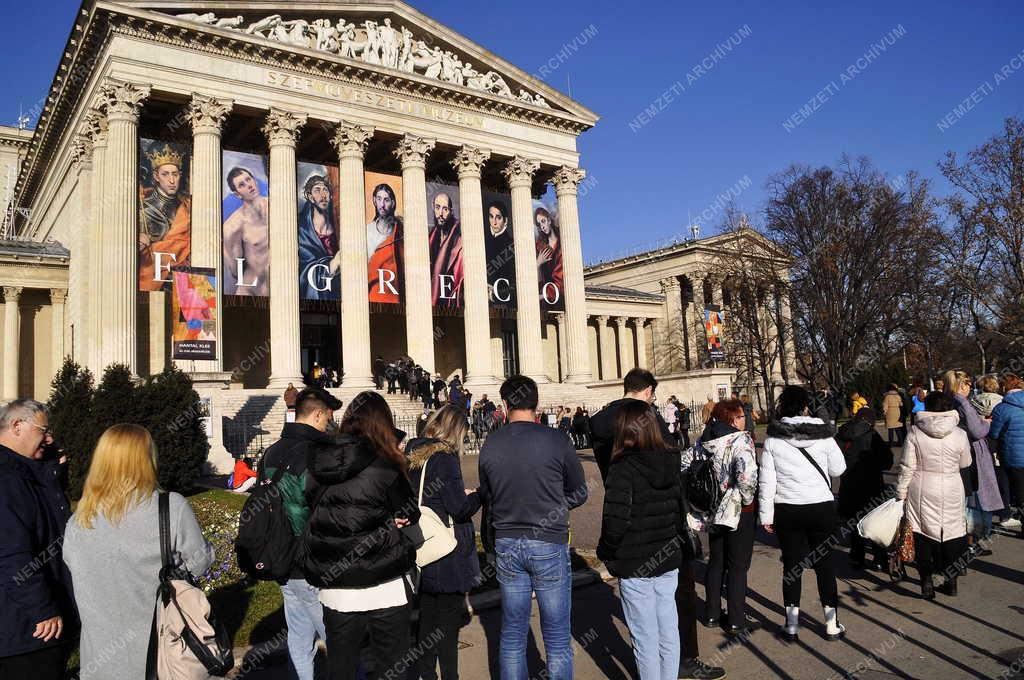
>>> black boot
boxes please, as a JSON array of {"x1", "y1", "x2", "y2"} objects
[
  {"x1": 921, "y1": 574, "x2": 935, "y2": 600},
  {"x1": 937, "y1": 576, "x2": 958, "y2": 596}
]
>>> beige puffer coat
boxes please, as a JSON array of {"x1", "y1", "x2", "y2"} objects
[
  {"x1": 883, "y1": 391, "x2": 903, "y2": 428},
  {"x1": 896, "y1": 410, "x2": 971, "y2": 541}
]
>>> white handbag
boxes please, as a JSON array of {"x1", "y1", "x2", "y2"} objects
[
  {"x1": 857, "y1": 498, "x2": 904, "y2": 547},
  {"x1": 414, "y1": 457, "x2": 459, "y2": 567}
]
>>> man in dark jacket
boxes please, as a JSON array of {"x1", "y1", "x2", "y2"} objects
[
  {"x1": 479, "y1": 375, "x2": 588, "y2": 680},
  {"x1": 590, "y1": 368, "x2": 675, "y2": 483},
  {"x1": 590, "y1": 370, "x2": 726, "y2": 680},
  {"x1": 259, "y1": 387, "x2": 341, "y2": 680},
  {"x1": 0, "y1": 400, "x2": 75, "y2": 680}
]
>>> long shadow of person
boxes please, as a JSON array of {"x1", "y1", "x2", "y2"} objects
[{"x1": 568, "y1": 550, "x2": 636, "y2": 679}]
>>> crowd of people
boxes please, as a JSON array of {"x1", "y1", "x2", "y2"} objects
[{"x1": 2, "y1": 362, "x2": 1022, "y2": 680}]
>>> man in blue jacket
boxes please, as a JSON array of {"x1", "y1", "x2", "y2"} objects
[
  {"x1": 989, "y1": 380, "x2": 1024, "y2": 538},
  {"x1": 0, "y1": 399, "x2": 75, "y2": 680}
]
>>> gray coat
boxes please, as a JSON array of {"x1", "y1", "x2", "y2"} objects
[
  {"x1": 63, "y1": 491, "x2": 214, "y2": 680},
  {"x1": 953, "y1": 394, "x2": 1004, "y2": 512}
]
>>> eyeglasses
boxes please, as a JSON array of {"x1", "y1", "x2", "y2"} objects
[{"x1": 21, "y1": 420, "x2": 51, "y2": 437}]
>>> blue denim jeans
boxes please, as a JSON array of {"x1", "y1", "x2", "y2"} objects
[
  {"x1": 495, "y1": 537, "x2": 573, "y2": 680},
  {"x1": 280, "y1": 578, "x2": 326, "y2": 680},
  {"x1": 619, "y1": 569, "x2": 681, "y2": 680}
]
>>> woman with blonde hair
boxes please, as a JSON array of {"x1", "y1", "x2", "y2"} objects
[
  {"x1": 63, "y1": 424, "x2": 213, "y2": 680},
  {"x1": 405, "y1": 404, "x2": 481, "y2": 680},
  {"x1": 944, "y1": 370, "x2": 1004, "y2": 556}
]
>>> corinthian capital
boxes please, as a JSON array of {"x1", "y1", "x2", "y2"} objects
[
  {"x1": 98, "y1": 79, "x2": 151, "y2": 120},
  {"x1": 660, "y1": 277, "x2": 681, "y2": 295},
  {"x1": 262, "y1": 108, "x2": 307, "y2": 146},
  {"x1": 451, "y1": 145, "x2": 490, "y2": 178},
  {"x1": 70, "y1": 135, "x2": 93, "y2": 172},
  {"x1": 501, "y1": 156, "x2": 540, "y2": 188},
  {"x1": 331, "y1": 121, "x2": 375, "y2": 158},
  {"x1": 3, "y1": 286, "x2": 23, "y2": 304},
  {"x1": 393, "y1": 134, "x2": 435, "y2": 169},
  {"x1": 187, "y1": 94, "x2": 233, "y2": 134},
  {"x1": 552, "y1": 166, "x2": 586, "y2": 196}
]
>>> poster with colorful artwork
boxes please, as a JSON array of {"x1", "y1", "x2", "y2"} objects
[
  {"x1": 297, "y1": 162, "x2": 341, "y2": 300},
  {"x1": 138, "y1": 138, "x2": 191, "y2": 292},
  {"x1": 171, "y1": 266, "x2": 217, "y2": 360},
  {"x1": 364, "y1": 171, "x2": 404, "y2": 304},
  {"x1": 425, "y1": 181, "x2": 463, "y2": 308},
  {"x1": 222, "y1": 150, "x2": 269, "y2": 296},
  {"x1": 532, "y1": 191, "x2": 565, "y2": 311},
  {"x1": 482, "y1": 190, "x2": 515, "y2": 309},
  {"x1": 705, "y1": 305, "x2": 725, "y2": 361}
]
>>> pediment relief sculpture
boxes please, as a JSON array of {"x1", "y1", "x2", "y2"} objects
[{"x1": 174, "y1": 12, "x2": 551, "y2": 108}]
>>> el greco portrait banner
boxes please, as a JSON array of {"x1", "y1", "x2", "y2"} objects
[
  {"x1": 705, "y1": 305, "x2": 725, "y2": 361},
  {"x1": 482, "y1": 190, "x2": 516, "y2": 309},
  {"x1": 532, "y1": 191, "x2": 565, "y2": 312},
  {"x1": 364, "y1": 171, "x2": 404, "y2": 304},
  {"x1": 171, "y1": 266, "x2": 217, "y2": 360},
  {"x1": 138, "y1": 139, "x2": 191, "y2": 292},
  {"x1": 426, "y1": 181, "x2": 463, "y2": 308},
  {"x1": 222, "y1": 150, "x2": 270, "y2": 297},
  {"x1": 297, "y1": 162, "x2": 341, "y2": 301}
]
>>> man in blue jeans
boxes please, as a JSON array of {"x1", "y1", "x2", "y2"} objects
[
  {"x1": 260, "y1": 387, "x2": 342, "y2": 680},
  {"x1": 479, "y1": 375, "x2": 588, "y2": 680}
]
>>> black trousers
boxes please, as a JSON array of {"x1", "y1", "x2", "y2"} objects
[
  {"x1": 325, "y1": 604, "x2": 410, "y2": 680},
  {"x1": 0, "y1": 644, "x2": 67, "y2": 680},
  {"x1": 774, "y1": 501, "x2": 839, "y2": 608},
  {"x1": 417, "y1": 591, "x2": 466, "y2": 680},
  {"x1": 705, "y1": 510, "x2": 756, "y2": 626},
  {"x1": 675, "y1": 561, "x2": 700, "y2": 662},
  {"x1": 1007, "y1": 466, "x2": 1024, "y2": 515},
  {"x1": 679, "y1": 429, "x2": 691, "y2": 449},
  {"x1": 914, "y1": 532, "x2": 969, "y2": 581}
]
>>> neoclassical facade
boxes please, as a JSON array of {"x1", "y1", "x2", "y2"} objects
[{"x1": 2, "y1": 1, "x2": 793, "y2": 468}]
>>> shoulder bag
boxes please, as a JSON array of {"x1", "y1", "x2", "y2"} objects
[
  {"x1": 412, "y1": 457, "x2": 458, "y2": 567},
  {"x1": 793, "y1": 445, "x2": 834, "y2": 495}
]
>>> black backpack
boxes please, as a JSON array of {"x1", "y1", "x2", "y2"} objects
[
  {"x1": 235, "y1": 466, "x2": 298, "y2": 581},
  {"x1": 684, "y1": 441, "x2": 722, "y2": 515}
]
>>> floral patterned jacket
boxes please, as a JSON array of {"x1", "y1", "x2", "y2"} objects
[{"x1": 680, "y1": 429, "x2": 758, "y2": 531}]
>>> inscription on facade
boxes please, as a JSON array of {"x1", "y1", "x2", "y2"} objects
[{"x1": 264, "y1": 70, "x2": 485, "y2": 129}]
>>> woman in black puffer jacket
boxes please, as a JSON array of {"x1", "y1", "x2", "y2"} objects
[
  {"x1": 305, "y1": 391, "x2": 420, "y2": 680},
  {"x1": 406, "y1": 404, "x2": 482, "y2": 680}
]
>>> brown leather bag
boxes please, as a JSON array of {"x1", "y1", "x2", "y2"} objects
[{"x1": 896, "y1": 517, "x2": 915, "y2": 563}]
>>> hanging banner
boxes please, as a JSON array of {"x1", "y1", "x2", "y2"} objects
[
  {"x1": 705, "y1": 305, "x2": 725, "y2": 361},
  {"x1": 532, "y1": 192, "x2": 565, "y2": 311},
  {"x1": 171, "y1": 266, "x2": 217, "y2": 360},
  {"x1": 426, "y1": 181, "x2": 463, "y2": 308},
  {"x1": 364, "y1": 171, "x2": 404, "y2": 304},
  {"x1": 482, "y1": 191, "x2": 516, "y2": 309},
  {"x1": 222, "y1": 150, "x2": 270, "y2": 296},
  {"x1": 297, "y1": 162, "x2": 341, "y2": 300},
  {"x1": 138, "y1": 138, "x2": 191, "y2": 292}
]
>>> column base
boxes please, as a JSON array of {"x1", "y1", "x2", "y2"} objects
[
  {"x1": 189, "y1": 371, "x2": 234, "y2": 389},
  {"x1": 529, "y1": 374, "x2": 551, "y2": 384},
  {"x1": 465, "y1": 375, "x2": 498, "y2": 389},
  {"x1": 204, "y1": 442, "x2": 235, "y2": 474},
  {"x1": 565, "y1": 372, "x2": 594, "y2": 384},
  {"x1": 342, "y1": 374, "x2": 375, "y2": 389},
  {"x1": 268, "y1": 374, "x2": 304, "y2": 390}
]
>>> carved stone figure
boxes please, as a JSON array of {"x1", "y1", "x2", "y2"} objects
[
  {"x1": 483, "y1": 72, "x2": 513, "y2": 98},
  {"x1": 362, "y1": 21, "x2": 381, "y2": 65},
  {"x1": 378, "y1": 18, "x2": 400, "y2": 69},
  {"x1": 312, "y1": 19, "x2": 338, "y2": 52}
]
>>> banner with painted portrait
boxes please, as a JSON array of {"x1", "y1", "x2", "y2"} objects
[
  {"x1": 705, "y1": 305, "x2": 725, "y2": 361},
  {"x1": 364, "y1": 171, "x2": 404, "y2": 304},
  {"x1": 425, "y1": 181, "x2": 463, "y2": 309},
  {"x1": 138, "y1": 138, "x2": 191, "y2": 292},
  {"x1": 222, "y1": 150, "x2": 270, "y2": 296},
  {"x1": 297, "y1": 162, "x2": 341, "y2": 300},
  {"x1": 482, "y1": 190, "x2": 516, "y2": 309},
  {"x1": 532, "y1": 190, "x2": 565, "y2": 311},
  {"x1": 171, "y1": 266, "x2": 217, "y2": 360}
]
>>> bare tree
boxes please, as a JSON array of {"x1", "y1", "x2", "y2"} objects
[{"x1": 764, "y1": 156, "x2": 942, "y2": 395}]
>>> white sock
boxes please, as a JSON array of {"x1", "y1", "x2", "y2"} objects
[
  {"x1": 785, "y1": 605, "x2": 800, "y2": 633},
  {"x1": 824, "y1": 606, "x2": 844, "y2": 635}
]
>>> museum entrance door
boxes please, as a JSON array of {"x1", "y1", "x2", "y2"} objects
[
  {"x1": 300, "y1": 312, "x2": 340, "y2": 382},
  {"x1": 501, "y1": 328, "x2": 519, "y2": 378}
]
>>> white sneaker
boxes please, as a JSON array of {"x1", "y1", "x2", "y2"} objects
[{"x1": 1000, "y1": 518, "x2": 1022, "y2": 531}]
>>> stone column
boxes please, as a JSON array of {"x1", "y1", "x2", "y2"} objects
[
  {"x1": 98, "y1": 79, "x2": 150, "y2": 374},
  {"x1": 395, "y1": 134, "x2": 436, "y2": 372},
  {"x1": 333, "y1": 121, "x2": 375, "y2": 387},
  {"x1": 262, "y1": 109, "x2": 307, "y2": 388},
  {"x1": 68, "y1": 134, "x2": 92, "y2": 366},
  {"x1": 634, "y1": 317, "x2": 649, "y2": 369},
  {"x1": 553, "y1": 312, "x2": 567, "y2": 382},
  {"x1": 613, "y1": 316, "x2": 632, "y2": 377},
  {"x1": 552, "y1": 166, "x2": 593, "y2": 383},
  {"x1": 660, "y1": 277, "x2": 685, "y2": 374},
  {"x1": 452, "y1": 146, "x2": 494, "y2": 387},
  {"x1": 149, "y1": 291, "x2": 166, "y2": 374},
  {"x1": 594, "y1": 315, "x2": 615, "y2": 380},
  {"x1": 186, "y1": 94, "x2": 233, "y2": 375},
  {"x1": 3, "y1": 287, "x2": 21, "y2": 399},
  {"x1": 502, "y1": 156, "x2": 545, "y2": 381},
  {"x1": 50, "y1": 288, "x2": 67, "y2": 371},
  {"x1": 84, "y1": 109, "x2": 107, "y2": 375}
]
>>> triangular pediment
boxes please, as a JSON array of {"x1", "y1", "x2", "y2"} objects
[{"x1": 106, "y1": 0, "x2": 597, "y2": 123}]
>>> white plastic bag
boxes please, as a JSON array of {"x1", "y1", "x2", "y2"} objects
[{"x1": 857, "y1": 498, "x2": 904, "y2": 547}]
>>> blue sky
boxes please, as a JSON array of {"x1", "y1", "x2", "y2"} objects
[{"x1": 5, "y1": 1, "x2": 1024, "y2": 262}]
